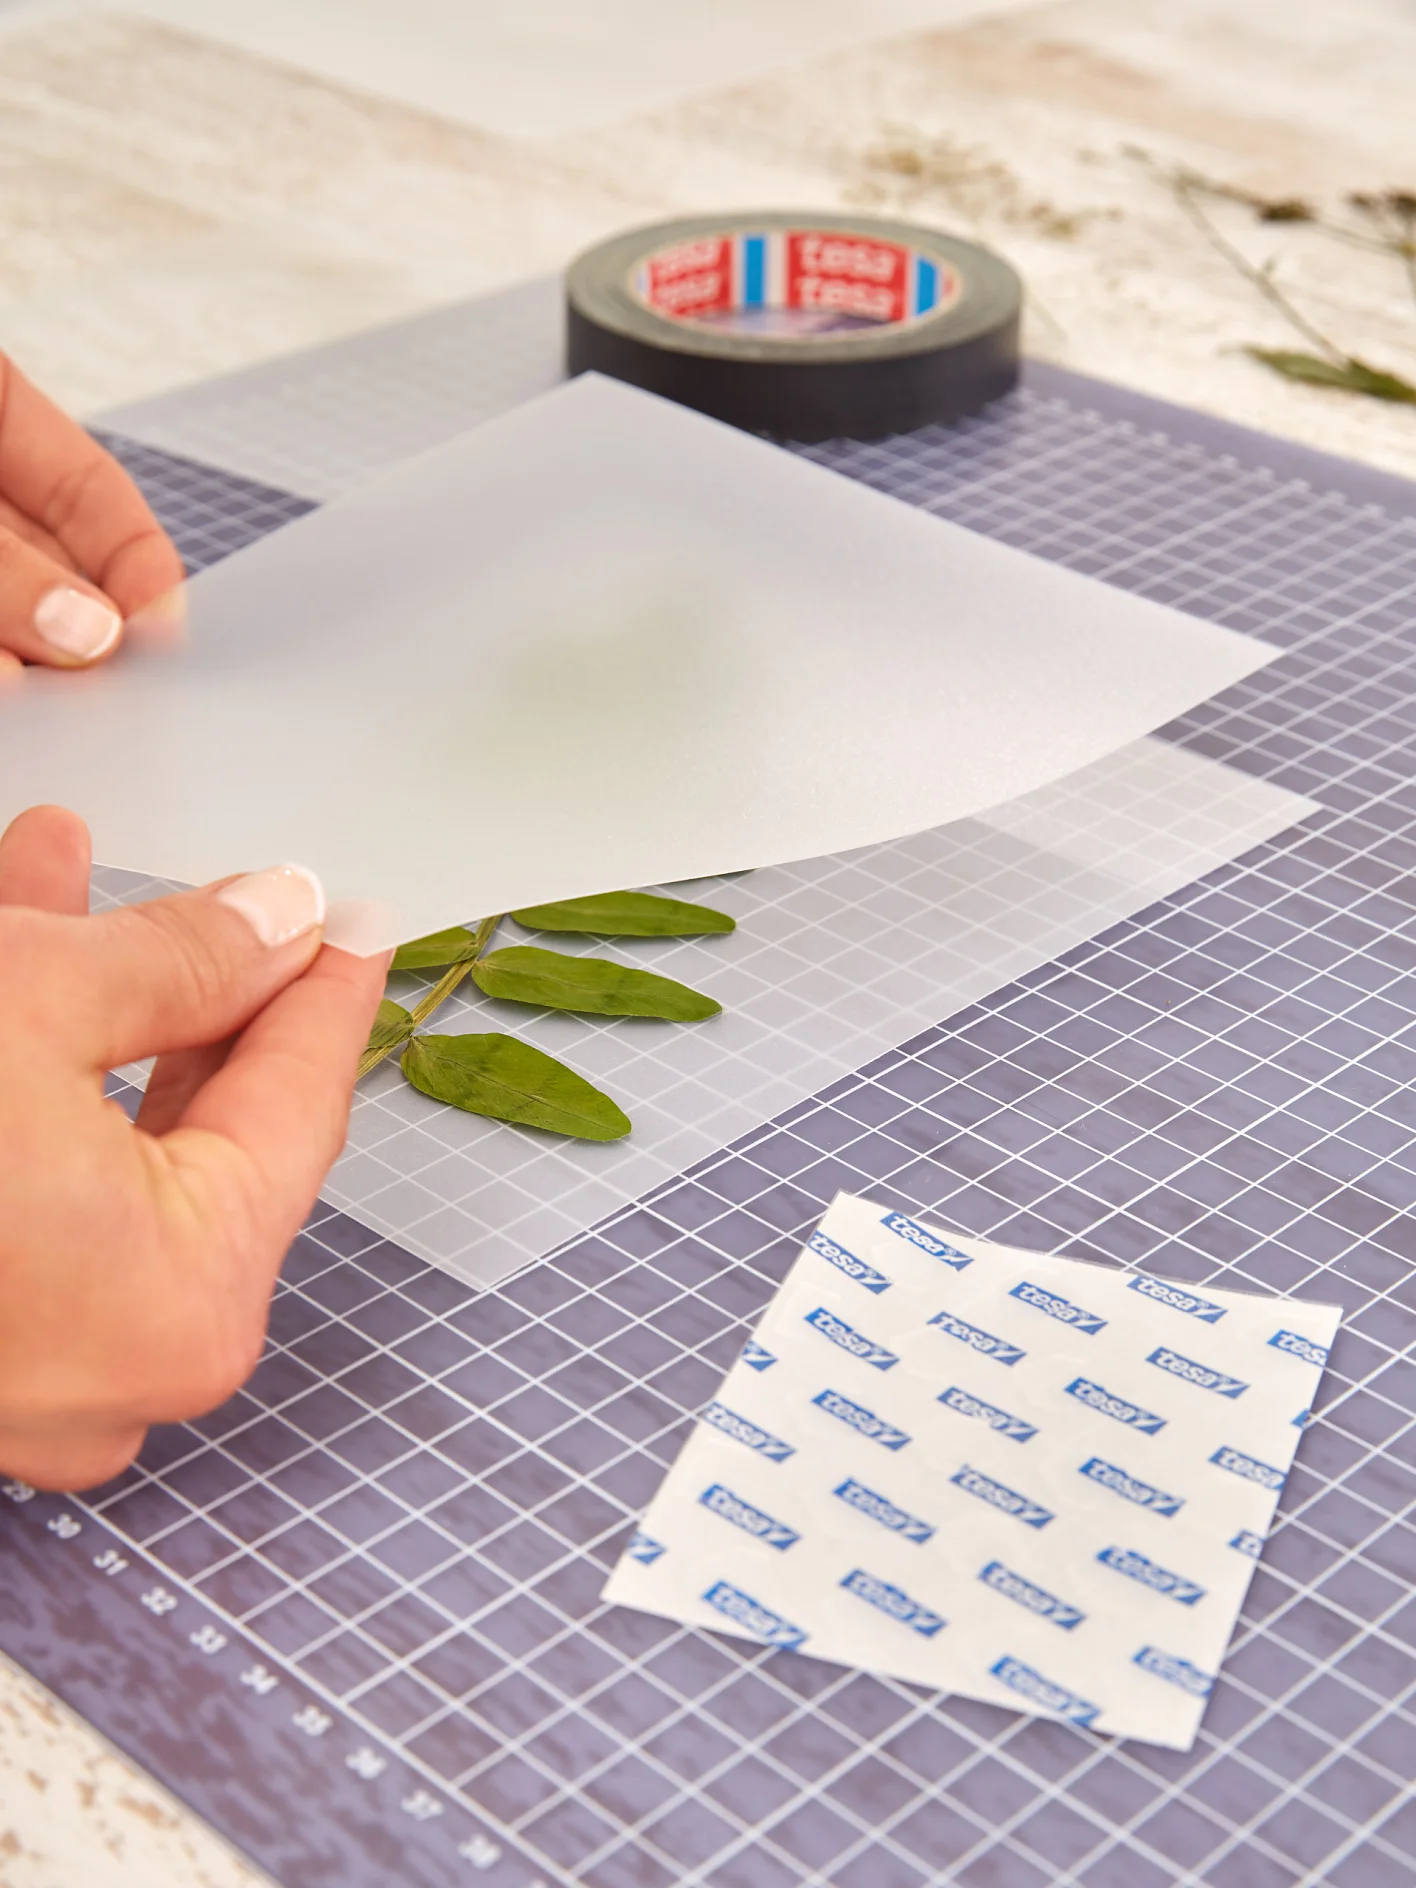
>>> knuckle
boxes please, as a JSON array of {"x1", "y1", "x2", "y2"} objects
[
  {"x1": 0, "y1": 524, "x2": 34, "y2": 585},
  {"x1": 129, "y1": 901, "x2": 237, "y2": 1020},
  {"x1": 38, "y1": 453, "x2": 106, "y2": 546}
]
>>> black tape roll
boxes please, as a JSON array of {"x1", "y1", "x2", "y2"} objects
[{"x1": 566, "y1": 211, "x2": 1022, "y2": 441}]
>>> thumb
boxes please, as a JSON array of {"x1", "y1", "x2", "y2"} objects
[
  {"x1": 58, "y1": 865, "x2": 328, "y2": 1071},
  {"x1": 0, "y1": 521, "x2": 124, "y2": 667}
]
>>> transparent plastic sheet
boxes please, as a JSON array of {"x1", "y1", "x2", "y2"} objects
[{"x1": 0, "y1": 377, "x2": 1279, "y2": 953}]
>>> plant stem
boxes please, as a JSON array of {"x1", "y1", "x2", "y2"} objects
[
  {"x1": 1398, "y1": 205, "x2": 1416, "y2": 316},
  {"x1": 356, "y1": 913, "x2": 503, "y2": 1080},
  {"x1": 1172, "y1": 180, "x2": 1346, "y2": 362}
]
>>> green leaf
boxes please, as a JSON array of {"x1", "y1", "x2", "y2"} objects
[
  {"x1": 391, "y1": 925, "x2": 481, "y2": 972},
  {"x1": 402, "y1": 1033, "x2": 630, "y2": 1140},
  {"x1": 1246, "y1": 348, "x2": 1416, "y2": 404},
  {"x1": 471, "y1": 945, "x2": 720, "y2": 1020},
  {"x1": 510, "y1": 891, "x2": 734, "y2": 937},
  {"x1": 364, "y1": 997, "x2": 414, "y2": 1058}
]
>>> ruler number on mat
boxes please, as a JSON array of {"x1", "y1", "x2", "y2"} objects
[
  {"x1": 46, "y1": 1513, "x2": 82, "y2": 1539},
  {"x1": 140, "y1": 1586, "x2": 179, "y2": 1616},
  {"x1": 458, "y1": 1835, "x2": 502, "y2": 1869},
  {"x1": 93, "y1": 1548, "x2": 128, "y2": 1577}
]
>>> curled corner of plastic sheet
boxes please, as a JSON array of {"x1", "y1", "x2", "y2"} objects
[{"x1": 601, "y1": 1193, "x2": 1341, "y2": 1751}]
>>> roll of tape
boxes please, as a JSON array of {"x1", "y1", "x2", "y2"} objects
[{"x1": 565, "y1": 211, "x2": 1022, "y2": 441}]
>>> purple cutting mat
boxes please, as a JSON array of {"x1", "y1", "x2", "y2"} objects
[{"x1": 3, "y1": 368, "x2": 1414, "y2": 1888}]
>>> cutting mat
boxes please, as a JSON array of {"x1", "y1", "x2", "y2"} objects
[{"x1": 2, "y1": 287, "x2": 1415, "y2": 1888}]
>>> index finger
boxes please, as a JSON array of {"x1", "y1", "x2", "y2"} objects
[
  {"x1": 162, "y1": 944, "x2": 389, "y2": 1249},
  {"x1": 0, "y1": 353, "x2": 185, "y2": 616}
]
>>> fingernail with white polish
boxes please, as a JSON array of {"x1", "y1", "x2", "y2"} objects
[
  {"x1": 34, "y1": 586, "x2": 123, "y2": 662},
  {"x1": 216, "y1": 864, "x2": 326, "y2": 947}
]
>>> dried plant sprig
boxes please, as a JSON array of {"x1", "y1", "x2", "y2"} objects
[
  {"x1": 358, "y1": 890, "x2": 735, "y2": 1138},
  {"x1": 1126, "y1": 148, "x2": 1416, "y2": 406}
]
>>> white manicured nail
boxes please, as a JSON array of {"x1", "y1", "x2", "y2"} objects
[
  {"x1": 34, "y1": 585, "x2": 123, "y2": 661},
  {"x1": 216, "y1": 864, "x2": 326, "y2": 947}
]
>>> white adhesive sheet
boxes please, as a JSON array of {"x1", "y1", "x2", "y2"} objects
[
  {"x1": 0, "y1": 377, "x2": 1277, "y2": 953},
  {"x1": 604, "y1": 1193, "x2": 1340, "y2": 1751}
]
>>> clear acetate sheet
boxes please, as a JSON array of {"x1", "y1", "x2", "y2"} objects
[
  {"x1": 0, "y1": 377, "x2": 1278, "y2": 953},
  {"x1": 604, "y1": 1193, "x2": 1340, "y2": 1752}
]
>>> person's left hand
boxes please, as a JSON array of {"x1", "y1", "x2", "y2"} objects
[{"x1": 0, "y1": 351, "x2": 185, "y2": 677}]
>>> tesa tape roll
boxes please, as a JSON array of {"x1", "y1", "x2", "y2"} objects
[{"x1": 566, "y1": 211, "x2": 1022, "y2": 441}]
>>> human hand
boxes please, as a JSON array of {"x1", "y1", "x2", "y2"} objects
[
  {"x1": 0, "y1": 806, "x2": 388, "y2": 1491},
  {"x1": 0, "y1": 352, "x2": 184, "y2": 676}
]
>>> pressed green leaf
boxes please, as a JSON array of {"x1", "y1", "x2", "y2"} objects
[
  {"x1": 391, "y1": 925, "x2": 480, "y2": 972},
  {"x1": 471, "y1": 946, "x2": 720, "y2": 1020},
  {"x1": 364, "y1": 997, "x2": 414, "y2": 1058},
  {"x1": 402, "y1": 1033, "x2": 630, "y2": 1140},
  {"x1": 510, "y1": 891, "x2": 734, "y2": 937},
  {"x1": 1246, "y1": 348, "x2": 1416, "y2": 405}
]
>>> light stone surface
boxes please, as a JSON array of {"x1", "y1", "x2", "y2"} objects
[
  {"x1": 0, "y1": 1650, "x2": 272, "y2": 1887},
  {"x1": 0, "y1": 0, "x2": 1413, "y2": 469},
  {"x1": 1, "y1": 1, "x2": 1413, "y2": 1883}
]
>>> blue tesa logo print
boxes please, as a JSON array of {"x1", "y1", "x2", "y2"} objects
[
  {"x1": 979, "y1": 1561, "x2": 1084, "y2": 1629},
  {"x1": 627, "y1": 1531, "x2": 665, "y2": 1565},
  {"x1": 840, "y1": 1568, "x2": 945, "y2": 1637},
  {"x1": 813, "y1": 1388, "x2": 910, "y2": 1450},
  {"x1": 808, "y1": 1230, "x2": 891, "y2": 1294},
  {"x1": 1269, "y1": 1329, "x2": 1330, "y2": 1368},
  {"x1": 1079, "y1": 1458, "x2": 1183, "y2": 1516},
  {"x1": 929, "y1": 1309, "x2": 1025, "y2": 1366},
  {"x1": 879, "y1": 1211, "x2": 973, "y2": 1270},
  {"x1": 1133, "y1": 1646, "x2": 1214, "y2": 1698},
  {"x1": 1210, "y1": 1446, "x2": 1283, "y2": 1490},
  {"x1": 1066, "y1": 1378, "x2": 1165, "y2": 1433},
  {"x1": 699, "y1": 1484, "x2": 799, "y2": 1550},
  {"x1": 703, "y1": 1581, "x2": 806, "y2": 1650},
  {"x1": 1097, "y1": 1547, "x2": 1205, "y2": 1605},
  {"x1": 1127, "y1": 1275, "x2": 1225, "y2": 1323},
  {"x1": 1147, "y1": 1348, "x2": 1247, "y2": 1399},
  {"x1": 937, "y1": 1385, "x2": 1036, "y2": 1442},
  {"x1": 740, "y1": 1340, "x2": 776, "y2": 1371},
  {"x1": 990, "y1": 1657, "x2": 1099, "y2": 1728},
  {"x1": 1230, "y1": 1529, "x2": 1265, "y2": 1558},
  {"x1": 1009, "y1": 1281, "x2": 1106, "y2": 1335},
  {"x1": 804, "y1": 1306, "x2": 898, "y2": 1371},
  {"x1": 703, "y1": 1402, "x2": 795, "y2": 1461},
  {"x1": 951, "y1": 1464, "x2": 1053, "y2": 1528},
  {"x1": 834, "y1": 1479, "x2": 934, "y2": 1543}
]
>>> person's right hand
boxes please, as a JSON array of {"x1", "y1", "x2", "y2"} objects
[
  {"x1": 0, "y1": 352, "x2": 184, "y2": 678},
  {"x1": 0, "y1": 806, "x2": 388, "y2": 1492}
]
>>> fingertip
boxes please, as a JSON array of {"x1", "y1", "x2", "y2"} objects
[{"x1": 0, "y1": 803, "x2": 92, "y2": 912}]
